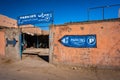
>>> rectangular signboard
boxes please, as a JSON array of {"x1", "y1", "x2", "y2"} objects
[
  {"x1": 59, "y1": 35, "x2": 97, "y2": 48},
  {"x1": 17, "y1": 12, "x2": 53, "y2": 26}
]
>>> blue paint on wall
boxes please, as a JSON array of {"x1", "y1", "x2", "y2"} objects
[{"x1": 6, "y1": 38, "x2": 18, "y2": 47}]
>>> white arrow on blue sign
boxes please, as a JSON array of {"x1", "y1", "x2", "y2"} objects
[{"x1": 59, "y1": 35, "x2": 97, "y2": 48}]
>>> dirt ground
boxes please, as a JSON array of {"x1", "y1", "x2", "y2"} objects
[
  {"x1": 23, "y1": 48, "x2": 49, "y2": 56},
  {"x1": 0, "y1": 54, "x2": 120, "y2": 80}
]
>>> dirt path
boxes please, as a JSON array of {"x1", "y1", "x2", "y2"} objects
[
  {"x1": 0, "y1": 54, "x2": 120, "y2": 80},
  {"x1": 22, "y1": 48, "x2": 49, "y2": 55}
]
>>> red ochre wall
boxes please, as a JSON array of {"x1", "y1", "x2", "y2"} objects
[
  {"x1": 50, "y1": 19, "x2": 120, "y2": 69},
  {"x1": 0, "y1": 31, "x2": 5, "y2": 56}
]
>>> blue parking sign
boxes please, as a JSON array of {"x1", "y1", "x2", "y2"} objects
[{"x1": 59, "y1": 35, "x2": 97, "y2": 48}]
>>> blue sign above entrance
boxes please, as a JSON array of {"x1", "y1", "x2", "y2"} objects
[
  {"x1": 59, "y1": 35, "x2": 97, "y2": 48},
  {"x1": 17, "y1": 12, "x2": 53, "y2": 26}
]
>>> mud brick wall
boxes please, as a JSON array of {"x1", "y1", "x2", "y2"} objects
[
  {"x1": 0, "y1": 31, "x2": 5, "y2": 56},
  {"x1": 50, "y1": 19, "x2": 120, "y2": 69},
  {"x1": 5, "y1": 28, "x2": 21, "y2": 60},
  {"x1": 0, "y1": 14, "x2": 18, "y2": 28}
]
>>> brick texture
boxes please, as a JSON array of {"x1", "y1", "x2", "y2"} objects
[{"x1": 51, "y1": 19, "x2": 120, "y2": 69}]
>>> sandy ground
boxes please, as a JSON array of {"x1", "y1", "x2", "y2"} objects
[
  {"x1": 0, "y1": 54, "x2": 120, "y2": 80},
  {"x1": 23, "y1": 48, "x2": 49, "y2": 55}
]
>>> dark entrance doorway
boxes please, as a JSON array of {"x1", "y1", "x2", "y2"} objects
[
  {"x1": 22, "y1": 33, "x2": 49, "y2": 49},
  {"x1": 22, "y1": 33, "x2": 49, "y2": 62}
]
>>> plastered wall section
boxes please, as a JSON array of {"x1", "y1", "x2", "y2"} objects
[
  {"x1": 51, "y1": 20, "x2": 120, "y2": 68},
  {"x1": 5, "y1": 28, "x2": 21, "y2": 60}
]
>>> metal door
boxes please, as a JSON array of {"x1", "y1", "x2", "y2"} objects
[{"x1": 19, "y1": 33, "x2": 23, "y2": 59}]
